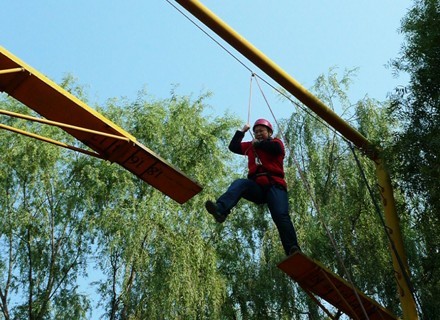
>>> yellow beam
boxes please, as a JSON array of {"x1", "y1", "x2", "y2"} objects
[
  {"x1": 0, "y1": 46, "x2": 202, "y2": 204},
  {"x1": 174, "y1": 0, "x2": 374, "y2": 156},
  {"x1": 0, "y1": 47, "x2": 137, "y2": 142}
]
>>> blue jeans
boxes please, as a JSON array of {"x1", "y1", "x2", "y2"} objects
[{"x1": 216, "y1": 178, "x2": 299, "y2": 255}]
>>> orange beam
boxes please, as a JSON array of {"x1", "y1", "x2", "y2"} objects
[
  {"x1": 278, "y1": 252, "x2": 398, "y2": 320},
  {"x1": 0, "y1": 46, "x2": 202, "y2": 204}
]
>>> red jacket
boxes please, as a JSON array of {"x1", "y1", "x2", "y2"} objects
[{"x1": 229, "y1": 131, "x2": 287, "y2": 189}]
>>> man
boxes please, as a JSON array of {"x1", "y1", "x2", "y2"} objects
[{"x1": 205, "y1": 118, "x2": 300, "y2": 255}]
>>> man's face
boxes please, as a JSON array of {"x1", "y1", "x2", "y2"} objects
[{"x1": 253, "y1": 125, "x2": 271, "y2": 140}]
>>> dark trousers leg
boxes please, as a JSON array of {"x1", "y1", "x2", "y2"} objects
[
  {"x1": 216, "y1": 179, "x2": 299, "y2": 255},
  {"x1": 266, "y1": 186, "x2": 299, "y2": 255},
  {"x1": 216, "y1": 179, "x2": 265, "y2": 216}
]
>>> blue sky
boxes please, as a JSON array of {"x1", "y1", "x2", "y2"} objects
[{"x1": 2, "y1": 1, "x2": 412, "y2": 126}]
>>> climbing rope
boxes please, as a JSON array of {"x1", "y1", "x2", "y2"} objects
[
  {"x1": 164, "y1": 0, "x2": 254, "y2": 75},
  {"x1": 247, "y1": 73, "x2": 255, "y2": 126}
]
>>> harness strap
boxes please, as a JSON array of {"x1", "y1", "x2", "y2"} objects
[{"x1": 248, "y1": 171, "x2": 285, "y2": 180}]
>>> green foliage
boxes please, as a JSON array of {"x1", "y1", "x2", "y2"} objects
[
  {"x1": 388, "y1": 0, "x2": 439, "y2": 207},
  {"x1": 1, "y1": 66, "x2": 421, "y2": 319},
  {"x1": 0, "y1": 94, "x2": 93, "y2": 319},
  {"x1": 388, "y1": 0, "x2": 440, "y2": 317},
  {"x1": 84, "y1": 88, "x2": 240, "y2": 319}
]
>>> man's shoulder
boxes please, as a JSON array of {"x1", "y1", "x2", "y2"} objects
[{"x1": 272, "y1": 137, "x2": 284, "y2": 144}]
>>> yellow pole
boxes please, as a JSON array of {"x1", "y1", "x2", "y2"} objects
[
  {"x1": 0, "y1": 108, "x2": 131, "y2": 142},
  {"x1": 376, "y1": 160, "x2": 419, "y2": 319},
  {"x1": 0, "y1": 67, "x2": 25, "y2": 75},
  {"x1": 0, "y1": 123, "x2": 105, "y2": 159},
  {"x1": 173, "y1": 1, "x2": 419, "y2": 318}
]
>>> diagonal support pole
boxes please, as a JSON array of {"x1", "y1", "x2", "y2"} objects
[{"x1": 0, "y1": 123, "x2": 104, "y2": 159}]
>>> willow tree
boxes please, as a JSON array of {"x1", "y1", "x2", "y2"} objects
[
  {"x1": 0, "y1": 80, "x2": 241, "y2": 319},
  {"x1": 83, "y1": 88, "x2": 241, "y2": 319},
  {"x1": 0, "y1": 79, "x2": 93, "y2": 319},
  {"x1": 388, "y1": 0, "x2": 440, "y2": 316}
]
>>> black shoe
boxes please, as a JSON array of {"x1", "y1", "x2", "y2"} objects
[
  {"x1": 288, "y1": 245, "x2": 301, "y2": 256},
  {"x1": 205, "y1": 200, "x2": 226, "y2": 223}
]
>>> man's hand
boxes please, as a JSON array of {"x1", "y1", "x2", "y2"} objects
[
  {"x1": 241, "y1": 124, "x2": 251, "y2": 132},
  {"x1": 252, "y1": 138, "x2": 261, "y2": 145}
]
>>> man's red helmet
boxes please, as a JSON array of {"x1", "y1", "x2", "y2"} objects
[{"x1": 253, "y1": 118, "x2": 273, "y2": 133}]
